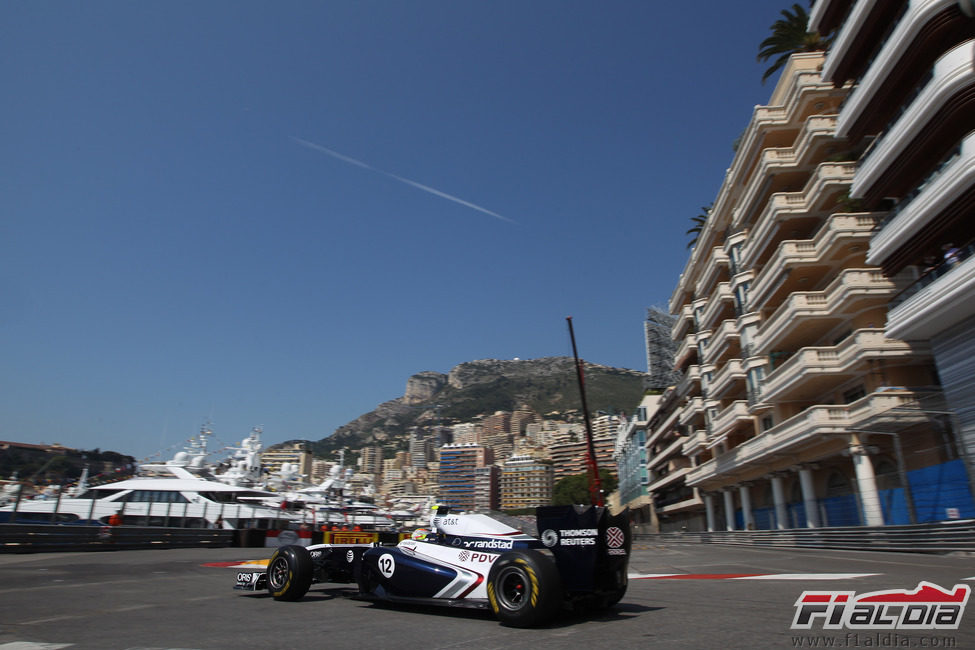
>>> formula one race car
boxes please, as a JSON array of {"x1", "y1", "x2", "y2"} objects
[{"x1": 234, "y1": 504, "x2": 630, "y2": 628}]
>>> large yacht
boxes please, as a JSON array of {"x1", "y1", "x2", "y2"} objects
[{"x1": 0, "y1": 430, "x2": 306, "y2": 530}]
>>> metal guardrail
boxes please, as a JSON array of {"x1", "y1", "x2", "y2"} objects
[
  {"x1": 0, "y1": 524, "x2": 234, "y2": 553},
  {"x1": 635, "y1": 520, "x2": 975, "y2": 554}
]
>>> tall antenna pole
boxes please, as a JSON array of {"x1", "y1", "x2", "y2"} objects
[{"x1": 567, "y1": 317, "x2": 604, "y2": 507}]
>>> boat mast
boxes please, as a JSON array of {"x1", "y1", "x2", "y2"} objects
[{"x1": 566, "y1": 317, "x2": 604, "y2": 507}]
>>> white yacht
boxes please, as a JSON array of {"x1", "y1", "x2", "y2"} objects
[{"x1": 0, "y1": 431, "x2": 305, "y2": 530}]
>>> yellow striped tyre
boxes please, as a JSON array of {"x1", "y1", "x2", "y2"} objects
[
  {"x1": 487, "y1": 550, "x2": 562, "y2": 628},
  {"x1": 267, "y1": 545, "x2": 313, "y2": 601}
]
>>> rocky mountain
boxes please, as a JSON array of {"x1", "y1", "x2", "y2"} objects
[{"x1": 303, "y1": 357, "x2": 646, "y2": 459}]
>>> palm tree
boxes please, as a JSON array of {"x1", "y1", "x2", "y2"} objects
[
  {"x1": 757, "y1": 3, "x2": 832, "y2": 84},
  {"x1": 686, "y1": 205, "x2": 711, "y2": 249}
]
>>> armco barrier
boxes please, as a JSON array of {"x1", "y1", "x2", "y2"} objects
[
  {"x1": 635, "y1": 520, "x2": 975, "y2": 554},
  {"x1": 0, "y1": 524, "x2": 233, "y2": 553}
]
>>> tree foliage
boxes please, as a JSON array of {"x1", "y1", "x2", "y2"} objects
[
  {"x1": 552, "y1": 469, "x2": 618, "y2": 506},
  {"x1": 686, "y1": 205, "x2": 711, "y2": 250},
  {"x1": 757, "y1": 3, "x2": 832, "y2": 84}
]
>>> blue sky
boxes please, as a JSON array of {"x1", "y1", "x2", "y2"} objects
[{"x1": 3, "y1": 1, "x2": 794, "y2": 462}]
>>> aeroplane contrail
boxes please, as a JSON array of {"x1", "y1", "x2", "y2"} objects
[{"x1": 290, "y1": 136, "x2": 517, "y2": 225}]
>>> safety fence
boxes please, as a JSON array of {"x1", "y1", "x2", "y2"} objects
[
  {"x1": 634, "y1": 519, "x2": 975, "y2": 554},
  {"x1": 0, "y1": 524, "x2": 411, "y2": 554},
  {"x1": 0, "y1": 523, "x2": 233, "y2": 553}
]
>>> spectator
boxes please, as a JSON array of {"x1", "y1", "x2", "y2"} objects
[
  {"x1": 943, "y1": 243, "x2": 960, "y2": 266},
  {"x1": 108, "y1": 510, "x2": 122, "y2": 527}
]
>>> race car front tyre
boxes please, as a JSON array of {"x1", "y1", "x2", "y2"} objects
[
  {"x1": 487, "y1": 549, "x2": 562, "y2": 628},
  {"x1": 356, "y1": 560, "x2": 380, "y2": 596},
  {"x1": 267, "y1": 545, "x2": 313, "y2": 601}
]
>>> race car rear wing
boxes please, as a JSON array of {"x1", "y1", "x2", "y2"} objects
[{"x1": 535, "y1": 504, "x2": 631, "y2": 594}]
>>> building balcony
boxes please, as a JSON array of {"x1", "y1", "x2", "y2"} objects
[
  {"x1": 685, "y1": 389, "x2": 930, "y2": 488},
  {"x1": 694, "y1": 247, "x2": 731, "y2": 301},
  {"x1": 752, "y1": 269, "x2": 896, "y2": 353},
  {"x1": 674, "y1": 364, "x2": 702, "y2": 400},
  {"x1": 809, "y1": 0, "x2": 854, "y2": 36},
  {"x1": 731, "y1": 115, "x2": 849, "y2": 233},
  {"x1": 682, "y1": 429, "x2": 709, "y2": 456},
  {"x1": 655, "y1": 492, "x2": 703, "y2": 515},
  {"x1": 647, "y1": 465, "x2": 690, "y2": 493},
  {"x1": 850, "y1": 39, "x2": 975, "y2": 206},
  {"x1": 819, "y1": 0, "x2": 907, "y2": 87},
  {"x1": 674, "y1": 332, "x2": 698, "y2": 370},
  {"x1": 705, "y1": 400, "x2": 752, "y2": 450},
  {"x1": 835, "y1": 0, "x2": 971, "y2": 139},
  {"x1": 707, "y1": 359, "x2": 746, "y2": 400},
  {"x1": 702, "y1": 319, "x2": 740, "y2": 366},
  {"x1": 697, "y1": 283, "x2": 735, "y2": 332},
  {"x1": 647, "y1": 436, "x2": 687, "y2": 471},
  {"x1": 868, "y1": 131, "x2": 975, "y2": 273},
  {"x1": 645, "y1": 404, "x2": 682, "y2": 452},
  {"x1": 738, "y1": 163, "x2": 858, "y2": 270},
  {"x1": 759, "y1": 329, "x2": 926, "y2": 403},
  {"x1": 672, "y1": 303, "x2": 695, "y2": 341},
  {"x1": 748, "y1": 213, "x2": 880, "y2": 313},
  {"x1": 886, "y1": 249, "x2": 975, "y2": 341},
  {"x1": 686, "y1": 390, "x2": 926, "y2": 489},
  {"x1": 678, "y1": 396, "x2": 706, "y2": 427}
]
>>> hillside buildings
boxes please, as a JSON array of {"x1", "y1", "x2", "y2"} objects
[{"x1": 549, "y1": 415, "x2": 621, "y2": 482}]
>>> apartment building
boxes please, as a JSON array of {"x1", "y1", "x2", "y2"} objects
[
  {"x1": 667, "y1": 48, "x2": 969, "y2": 532},
  {"x1": 613, "y1": 394, "x2": 658, "y2": 527},
  {"x1": 498, "y1": 454, "x2": 554, "y2": 510},
  {"x1": 260, "y1": 443, "x2": 312, "y2": 481},
  {"x1": 437, "y1": 443, "x2": 492, "y2": 512},
  {"x1": 474, "y1": 465, "x2": 500, "y2": 511},
  {"x1": 359, "y1": 445, "x2": 383, "y2": 475},
  {"x1": 550, "y1": 424, "x2": 618, "y2": 482},
  {"x1": 810, "y1": 0, "x2": 975, "y2": 512}
]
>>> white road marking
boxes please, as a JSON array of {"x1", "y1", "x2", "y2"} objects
[
  {"x1": 628, "y1": 572, "x2": 878, "y2": 580},
  {"x1": 732, "y1": 573, "x2": 878, "y2": 580}
]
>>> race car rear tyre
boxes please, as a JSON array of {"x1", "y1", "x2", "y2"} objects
[
  {"x1": 267, "y1": 544, "x2": 313, "y2": 601},
  {"x1": 487, "y1": 549, "x2": 562, "y2": 628}
]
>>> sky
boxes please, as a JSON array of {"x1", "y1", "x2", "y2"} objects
[{"x1": 2, "y1": 0, "x2": 796, "y2": 463}]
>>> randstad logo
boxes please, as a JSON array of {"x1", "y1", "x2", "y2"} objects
[{"x1": 791, "y1": 582, "x2": 970, "y2": 630}]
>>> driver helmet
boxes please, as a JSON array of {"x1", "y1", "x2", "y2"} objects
[{"x1": 411, "y1": 528, "x2": 430, "y2": 541}]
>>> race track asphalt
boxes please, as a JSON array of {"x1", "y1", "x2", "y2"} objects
[{"x1": 0, "y1": 541, "x2": 972, "y2": 649}]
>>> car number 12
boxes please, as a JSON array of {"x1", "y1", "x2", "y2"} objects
[{"x1": 378, "y1": 554, "x2": 396, "y2": 578}]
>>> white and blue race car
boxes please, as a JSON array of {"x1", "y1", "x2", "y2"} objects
[{"x1": 235, "y1": 504, "x2": 630, "y2": 628}]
